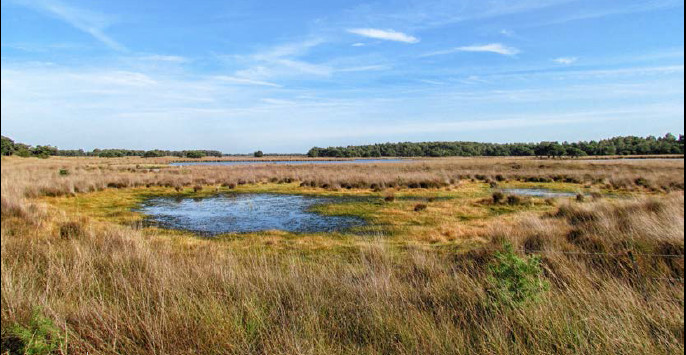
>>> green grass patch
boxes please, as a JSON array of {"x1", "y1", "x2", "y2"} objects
[{"x1": 2, "y1": 308, "x2": 65, "y2": 355}]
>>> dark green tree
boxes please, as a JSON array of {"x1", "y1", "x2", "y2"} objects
[{"x1": 1, "y1": 136, "x2": 16, "y2": 156}]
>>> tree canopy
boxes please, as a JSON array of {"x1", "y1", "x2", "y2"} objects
[
  {"x1": 1, "y1": 136, "x2": 223, "y2": 159},
  {"x1": 2, "y1": 134, "x2": 683, "y2": 159},
  {"x1": 307, "y1": 134, "x2": 684, "y2": 158}
]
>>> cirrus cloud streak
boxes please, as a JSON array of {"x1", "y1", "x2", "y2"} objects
[{"x1": 347, "y1": 28, "x2": 419, "y2": 43}]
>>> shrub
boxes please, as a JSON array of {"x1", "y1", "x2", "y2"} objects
[
  {"x1": 414, "y1": 204, "x2": 428, "y2": 212},
  {"x1": 193, "y1": 185, "x2": 203, "y2": 193},
  {"x1": 58, "y1": 169, "x2": 69, "y2": 176},
  {"x1": 254, "y1": 150, "x2": 264, "y2": 158},
  {"x1": 384, "y1": 195, "x2": 395, "y2": 203},
  {"x1": 492, "y1": 192, "x2": 505, "y2": 204},
  {"x1": 59, "y1": 221, "x2": 85, "y2": 239},
  {"x1": 576, "y1": 193, "x2": 586, "y2": 203},
  {"x1": 506, "y1": 195, "x2": 522, "y2": 205},
  {"x1": 486, "y1": 243, "x2": 549, "y2": 308},
  {"x1": 635, "y1": 177, "x2": 651, "y2": 188},
  {"x1": 4, "y1": 309, "x2": 64, "y2": 355}
]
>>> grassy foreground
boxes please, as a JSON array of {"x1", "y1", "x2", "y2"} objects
[{"x1": 1, "y1": 156, "x2": 684, "y2": 354}]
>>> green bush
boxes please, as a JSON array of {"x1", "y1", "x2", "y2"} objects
[
  {"x1": 254, "y1": 150, "x2": 264, "y2": 158},
  {"x1": 486, "y1": 243, "x2": 549, "y2": 308},
  {"x1": 3, "y1": 309, "x2": 64, "y2": 355}
]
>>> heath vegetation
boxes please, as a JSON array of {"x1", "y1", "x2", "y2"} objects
[{"x1": 1, "y1": 155, "x2": 684, "y2": 354}]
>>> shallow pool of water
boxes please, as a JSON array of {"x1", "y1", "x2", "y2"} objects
[
  {"x1": 501, "y1": 188, "x2": 579, "y2": 198},
  {"x1": 139, "y1": 194, "x2": 365, "y2": 235},
  {"x1": 169, "y1": 159, "x2": 405, "y2": 167}
]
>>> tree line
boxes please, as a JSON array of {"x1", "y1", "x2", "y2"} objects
[
  {"x1": 307, "y1": 134, "x2": 685, "y2": 158},
  {"x1": 3, "y1": 134, "x2": 683, "y2": 159},
  {"x1": 1, "y1": 136, "x2": 222, "y2": 159}
]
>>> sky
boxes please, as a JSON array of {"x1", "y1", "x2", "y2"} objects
[{"x1": 1, "y1": 0, "x2": 684, "y2": 153}]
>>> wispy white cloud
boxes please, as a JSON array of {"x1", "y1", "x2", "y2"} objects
[
  {"x1": 229, "y1": 39, "x2": 332, "y2": 81},
  {"x1": 261, "y1": 98, "x2": 296, "y2": 105},
  {"x1": 500, "y1": 29, "x2": 517, "y2": 37},
  {"x1": 139, "y1": 55, "x2": 188, "y2": 63},
  {"x1": 336, "y1": 65, "x2": 390, "y2": 73},
  {"x1": 347, "y1": 28, "x2": 419, "y2": 43},
  {"x1": 251, "y1": 39, "x2": 324, "y2": 61},
  {"x1": 502, "y1": 65, "x2": 684, "y2": 80},
  {"x1": 213, "y1": 76, "x2": 282, "y2": 88},
  {"x1": 535, "y1": 0, "x2": 683, "y2": 26},
  {"x1": 0, "y1": 42, "x2": 87, "y2": 52},
  {"x1": 420, "y1": 64, "x2": 684, "y2": 90},
  {"x1": 276, "y1": 59, "x2": 332, "y2": 76},
  {"x1": 458, "y1": 44, "x2": 521, "y2": 56},
  {"x1": 423, "y1": 43, "x2": 520, "y2": 57},
  {"x1": 419, "y1": 79, "x2": 447, "y2": 85},
  {"x1": 340, "y1": 0, "x2": 576, "y2": 31},
  {"x1": 12, "y1": 0, "x2": 125, "y2": 51},
  {"x1": 554, "y1": 57, "x2": 579, "y2": 65}
]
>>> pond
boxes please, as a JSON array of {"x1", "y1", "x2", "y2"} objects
[
  {"x1": 138, "y1": 193, "x2": 365, "y2": 235},
  {"x1": 501, "y1": 188, "x2": 580, "y2": 198},
  {"x1": 169, "y1": 159, "x2": 406, "y2": 166}
]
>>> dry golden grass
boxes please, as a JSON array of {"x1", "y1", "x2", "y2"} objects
[
  {"x1": 1, "y1": 155, "x2": 683, "y2": 201},
  {"x1": 1, "y1": 156, "x2": 684, "y2": 354}
]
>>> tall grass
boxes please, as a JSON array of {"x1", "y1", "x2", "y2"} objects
[
  {"x1": 1, "y1": 157, "x2": 684, "y2": 354},
  {"x1": 2, "y1": 156, "x2": 684, "y2": 201}
]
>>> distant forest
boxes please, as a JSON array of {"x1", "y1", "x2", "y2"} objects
[
  {"x1": 307, "y1": 134, "x2": 685, "y2": 158},
  {"x1": 1, "y1": 136, "x2": 223, "y2": 159},
  {"x1": 2, "y1": 134, "x2": 684, "y2": 159}
]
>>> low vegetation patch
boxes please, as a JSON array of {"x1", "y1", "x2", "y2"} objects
[
  {"x1": 486, "y1": 243, "x2": 549, "y2": 308},
  {"x1": 1, "y1": 309, "x2": 64, "y2": 355}
]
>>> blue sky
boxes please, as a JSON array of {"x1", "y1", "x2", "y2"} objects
[{"x1": 1, "y1": 0, "x2": 684, "y2": 153}]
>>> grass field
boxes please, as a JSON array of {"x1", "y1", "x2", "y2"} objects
[{"x1": 1, "y1": 156, "x2": 684, "y2": 354}]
